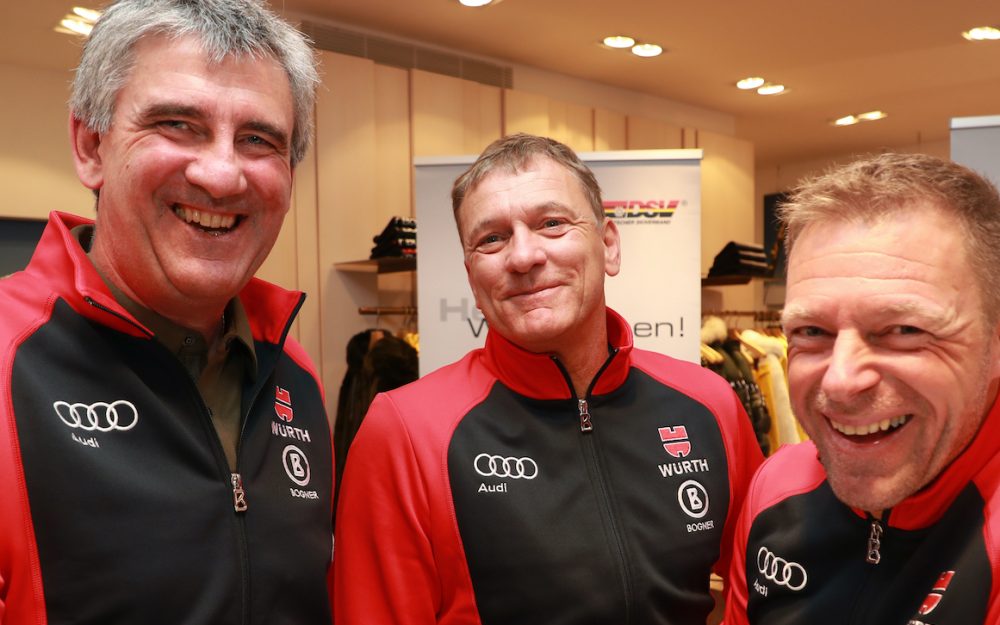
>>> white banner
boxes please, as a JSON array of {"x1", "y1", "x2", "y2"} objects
[{"x1": 415, "y1": 149, "x2": 702, "y2": 376}]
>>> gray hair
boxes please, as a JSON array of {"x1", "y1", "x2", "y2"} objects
[
  {"x1": 779, "y1": 152, "x2": 1000, "y2": 320},
  {"x1": 70, "y1": 0, "x2": 318, "y2": 167},
  {"x1": 451, "y1": 133, "x2": 604, "y2": 236}
]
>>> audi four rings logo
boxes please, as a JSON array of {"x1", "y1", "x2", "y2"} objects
[
  {"x1": 474, "y1": 454, "x2": 539, "y2": 479},
  {"x1": 53, "y1": 400, "x2": 139, "y2": 432},
  {"x1": 757, "y1": 546, "x2": 808, "y2": 591}
]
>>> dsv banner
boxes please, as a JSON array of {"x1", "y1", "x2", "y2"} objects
[{"x1": 415, "y1": 150, "x2": 702, "y2": 376}]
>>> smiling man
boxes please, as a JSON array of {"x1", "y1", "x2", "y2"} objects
[
  {"x1": 0, "y1": 1, "x2": 333, "y2": 623},
  {"x1": 725, "y1": 153, "x2": 1000, "y2": 624},
  {"x1": 334, "y1": 133, "x2": 763, "y2": 625}
]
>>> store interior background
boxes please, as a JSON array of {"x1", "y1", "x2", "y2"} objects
[{"x1": 3, "y1": 0, "x2": 998, "y2": 422}]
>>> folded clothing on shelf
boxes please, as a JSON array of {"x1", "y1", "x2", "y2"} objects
[
  {"x1": 370, "y1": 216, "x2": 416, "y2": 259},
  {"x1": 706, "y1": 241, "x2": 774, "y2": 278}
]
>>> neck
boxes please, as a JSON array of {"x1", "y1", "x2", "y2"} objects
[{"x1": 554, "y1": 329, "x2": 611, "y2": 398}]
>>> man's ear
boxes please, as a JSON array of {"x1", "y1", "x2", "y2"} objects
[
  {"x1": 69, "y1": 112, "x2": 104, "y2": 191},
  {"x1": 602, "y1": 218, "x2": 622, "y2": 277}
]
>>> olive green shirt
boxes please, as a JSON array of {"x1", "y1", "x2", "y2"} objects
[{"x1": 76, "y1": 226, "x2": 257, "y2": 469}]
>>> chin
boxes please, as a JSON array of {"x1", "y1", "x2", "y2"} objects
[{"x1": 827, "y1": 474, "x2": 915, "y2": 513}]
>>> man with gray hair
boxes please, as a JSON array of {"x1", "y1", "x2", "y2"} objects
[
  {"x1": 725, "y1": 153, "x2": 1000, "y2": 624},
  {"x1": 0, "y1": 0, "x2": 333, "y2": 622}
]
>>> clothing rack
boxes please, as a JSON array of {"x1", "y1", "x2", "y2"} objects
[{"x1": 358, "y1": 306, "x2": 418, "y2": 316}]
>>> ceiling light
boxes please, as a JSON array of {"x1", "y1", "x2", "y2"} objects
[
  {"x1": 57, "y1": 17, "x2": 94, "y2": 36},
  {"x1": 736, "y1": 77, "x2": 765, "y2": 90},
  {"x1": 857, "y1": 110, "x2": 887, "y2": 121},
  {"x1": 631, "y1": 43, "x2": 663, "y2": 58},
  {"x1": 962, "y1": 26, "x2": 1000, "y2": 41},
  {"x1": 72, "y1": 6, "x2": 102, "y2": 21},
  {"x1": 459, "y1": 0, "x2": 494, "y2": 6},
  {"x1": 603, "y1": 35, "x2": 636, "y2": 49},
  {"x1": 757, "y1": 83, "x2": 785, "y2": 96},
  {"x1": 833, "y1": 115, "x2": 859, "y2": 126},
  {"x1": 55, "y1": 6, "x2": 100, "y2": 37}
]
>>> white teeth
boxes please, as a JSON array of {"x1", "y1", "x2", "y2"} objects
[
  {"x1": 831, "y1": 415, "x2": 910, "y2": 437},
  {"x1": 174, "y1": 206, "x2": 236, "y2": 230}
]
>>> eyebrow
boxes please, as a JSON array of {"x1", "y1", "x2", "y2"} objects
[
  {"x1": 139, "y1": 103, "x2": 290, "y2": 150},
  {"x1": 781, "y1": 300, "x2": 945, "y2": 327}
]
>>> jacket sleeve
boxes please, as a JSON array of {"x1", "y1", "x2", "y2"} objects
[
  {"x1": 721, "y1": 482, "x2": 754, "y2": 625},
  {"x1": 333, "y1": 392, "x2": 441, "y2": 625},
  {"x1": 715, "y1": 387, "x2": 765, "y2": 580}
]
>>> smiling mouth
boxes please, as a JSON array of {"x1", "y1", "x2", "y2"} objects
[
  {"x1": 829, "y1": 414, "x2": 911, "y2": 441},
  {"x1": 174, "y1": 205, "x2": 242, "y2": 236}
]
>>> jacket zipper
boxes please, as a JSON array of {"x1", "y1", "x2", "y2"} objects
[
  {"x1": 866, "y1": 516, "x2": 883, "y2": 564},
  {"x1": 86, "y1": 296, "x2": 252, "y2": 625},
  {"x1": 553, "y1": 349, "x2": 633, "y2": 622}
]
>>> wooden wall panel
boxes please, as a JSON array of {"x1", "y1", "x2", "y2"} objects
[
  {"x1": 549, "y1": 99, "x2": 594, "y2": 152},
  {"x1": 503, "y1": 89, "x2": 550, "y2": 137},
  {"x1": 697, "y1": 129, "x2": 759, "y2": 312},
  {"x1": 463, "y1": 81, "x2": 502, "y2": 155},
  {"x1": 594, "y1": 107, "x2": 626, "y2": 150},
  {"x1": 626, "y1": 115, "x2": 683, "y2": 149},
  {"x1": 315, "y1": 51, "x2": 380, "y2": 422}
]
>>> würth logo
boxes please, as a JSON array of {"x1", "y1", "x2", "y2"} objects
[
  {"x1": 274, "y1": 387, "x2": 293, "y2": 423},
  {"x1": 917, "y1": 570, "x2": 956, "y2": 616},
  {"x1": 658, "y1": 425, "x2": 692, "y2": 458}
]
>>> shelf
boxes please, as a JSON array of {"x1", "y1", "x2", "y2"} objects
[
  {"x1": 701, "y1": 274, "x2": 753, "y2": 287},
  {"x1": 334, "y1": 257, "x2": 416, "y2": 274}
]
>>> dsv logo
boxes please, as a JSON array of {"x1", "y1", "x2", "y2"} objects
[
  {"x1": 474, "y1": 454, "x2": 539, "y2": 479},
  {"x1": 757, "y1": 546, "x2": 808, "y2": 591},
  {"x1": 53, "y1": 400, "x2": 138, "y2": 432}
]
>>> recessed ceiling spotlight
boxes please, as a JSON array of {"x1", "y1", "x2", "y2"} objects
[
  {"x1": 459, "y1": 0, "x2": 497, "y2": 6},
  {"x1": 757, "y1": 83, "x2": 785, "y2": 96},
  {"x1": 72, "y1": 6, "x2": 102, "y2": 21},
  {"x1": 962, "y1": 26, "x2": 1000, "y2": 41},
  {"x1": 631, "y1": 43, "x2": 663, "y2": 58},
  {"x1": 833, "y1": 115, "x2": 860, "y2": 126},
  {"x1": 603, "y1": 35, "x2": 636, "y2": 49},
  {"x1": 857, "y1": 110, "x2": 887, "y2": 121},
  {"x1": 736, "y1": 77, "x2": 765, "y2": 90},
  {"x1": 54, "y1": 6, "x2": 101, "y2": 37}
]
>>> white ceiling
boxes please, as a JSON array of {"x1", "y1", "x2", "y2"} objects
[{"x1": 7, "y1": 0, "x2": 1000, "y2": 167}]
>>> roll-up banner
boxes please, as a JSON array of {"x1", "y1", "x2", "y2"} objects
[{"x1": 415, "y1": 149, "x2": 703, "y2": 376}]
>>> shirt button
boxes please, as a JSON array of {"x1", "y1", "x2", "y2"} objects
[{"x1": 183, "y1": 336, "x2": 195, "y2": 346}]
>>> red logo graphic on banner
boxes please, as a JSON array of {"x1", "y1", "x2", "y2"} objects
[
  {"x1": 603, "y1": 199, "x2": 681, "y2": 219},
  {"x1": 658, "y1": 426, "x2": 692, "y2": 458},
  {"x1": 274, "y1": 387, "x2": 293, "y2": 423},
  {"x1": 917, "y1": 570, "x2": 955, "y2": 616}
]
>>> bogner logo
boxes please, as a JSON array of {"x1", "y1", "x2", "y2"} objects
[
  {"x1": 657, "y1": 425, "x2": 710, "y2": 478},
  {"x1": 474, "y1": 453, "x2": 538, "y2": 494},
  {"x1": 283, "y1": 444, "x2": 319, "y2": 501}
]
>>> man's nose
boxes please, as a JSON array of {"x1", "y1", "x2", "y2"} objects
[
  {"x1": 820, "y1": 331, "x2": 881, "y2": 402},
  {"x1": 185, "y1": 138, "x2": 248, "y2": 199},
  {"x1": 503, "y1": 229, "x2": 546, "y2": 273}
]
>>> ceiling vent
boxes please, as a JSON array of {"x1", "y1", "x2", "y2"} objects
[{"x1": 300, "y1": 21, "x2": 513, "y2": 89}]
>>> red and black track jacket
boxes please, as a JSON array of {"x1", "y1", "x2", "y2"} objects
[
  {"x1": 725, "y1": 398, "x2": 1000, "y2": 625},
  {"x1": 334, "y1": 309, "x2": 763, "y2": 624},
  {"x1": 0, "y1": 212, "x2": 334, "y2": 624}
]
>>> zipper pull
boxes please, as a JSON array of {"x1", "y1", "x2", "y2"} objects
[
  {"x1": 231, "y1": 473, "x2": 248, "y2": 513},
  {"x1": 578, "y1": 399, "x2": 593, "y2": 432},
  {"x1": 866, "y1": 518, "x2": 883, "y2": 564}
]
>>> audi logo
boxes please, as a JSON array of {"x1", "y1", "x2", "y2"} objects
[
  {"x1": 474, "y1": 453, "x2": 539, "y2": 479},
  {"x1": 53, "y1": 400, "x2": 139, "y2": 432},
  {"x1": 757, "y1": 546, "x2": 808, "y2": 591}
]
